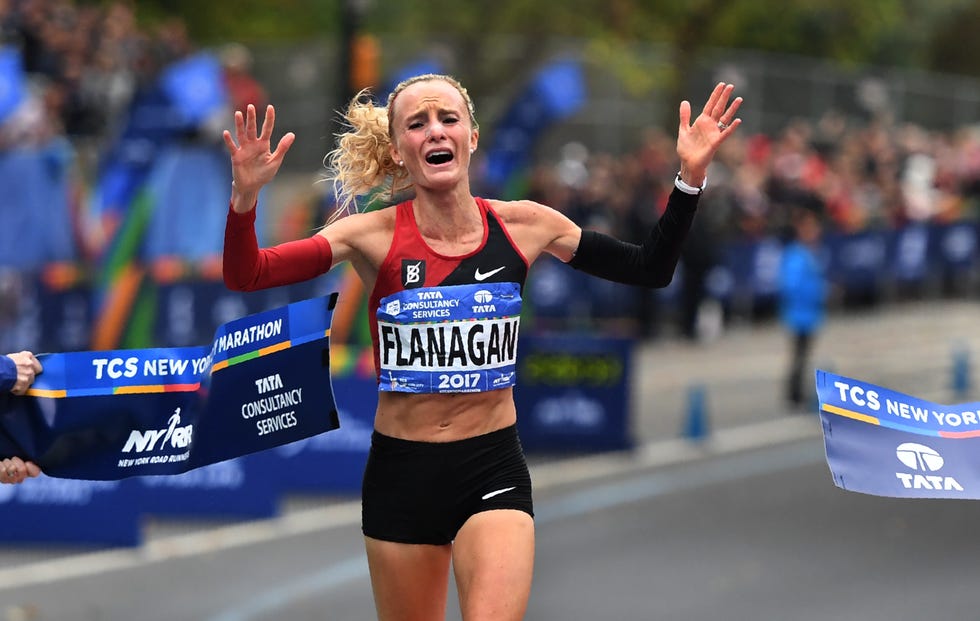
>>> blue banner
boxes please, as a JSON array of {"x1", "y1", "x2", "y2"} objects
[
  {"x1": 0, "y1": 294, "x2": 340, "y2": 480},
  {"x1": 135, "y1": 454, "x2": 278, "y2": 518},
  {"x1": 515, "y1": 335, "x2": 633, "y2": 452},
  {"x1": 0, "y1": 47, "x2": 25, "y2": 124},
  {"x1": 817, "y1": 369, "x2": 980, "y2": 498},
  {"x1": 265, "y1": 369, "x2": 376, "y2": 493},
  {"x1": 0, "y1": 477, "x2": 140, "y2": 546}
]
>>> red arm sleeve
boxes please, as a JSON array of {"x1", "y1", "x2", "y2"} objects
[{"x1": 223, "y1": 204, "x2": 334, "y2": 291}]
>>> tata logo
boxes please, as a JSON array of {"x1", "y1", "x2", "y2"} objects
[
  {"x1": 896, "y1": 443, "x2": 944, "y2": 471},
  {"x1": 385, "y1": 300, "x2": 401, "y2": 315},
  {"x1": 472, "y1": 289, "x2": 496, "y2": 313},
  {"x1": 474, "y1": 290, "x2": 493, "y2": 304},
  {"x1": 895, "y1": 442, "x2": 963, "y2": 492}
]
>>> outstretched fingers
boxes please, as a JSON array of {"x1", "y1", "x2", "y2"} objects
[
  {"x1": 259, "y1": 105, "x2": 276, "y2": 141},
  {"x1": 717, "y1": 96, "x2": 744, "y2": 134},
  {"x1": 224, "y1": 105, "x2": 286, "y2": 156},
  {"x1": 223, "y1": 108, "x2": 247, "y2": 155},
  {"x1": 244, "y1": 103, "x2": 258, "y2": 141},
  {"x1": 700, "y1": 82, "x2": 727, "y2": 117},
  {"x1": 678, "y1": 99, "x2": 692, "y2": 129},
  {"x1": 222, "y1": 129, "x2": 238, "y2": 155},
  {"x1": 271, "y1": 131, "x2": 296, "y2": 163}
]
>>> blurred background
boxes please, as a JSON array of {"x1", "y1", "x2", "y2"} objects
[
  {"x1": 6, "y1": 0, "x2": 980, "y2": 354},
  {"x1": 6, "y1": 0, "x2": 980, "y2": 619}
]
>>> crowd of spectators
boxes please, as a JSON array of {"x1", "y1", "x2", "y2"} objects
[
  {"x1": 4, "y1": 0, "x2": 980, "y2": 343},
  {"x1": 7, "y1": 0, "x2": 980, "y2": 251},
  {"x1": 0, "y1": 0, "x2": 194, "y2": 148},
  {"x1": 514, "y1": 111, "x2": 980, "y2": 337},
  {"x1": 524, "y1": 111, "x2": 980, "y2": 248}
]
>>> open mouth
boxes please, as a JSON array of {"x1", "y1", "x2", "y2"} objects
[{"x1": 425, "y1": 150, "x2": 453, "y2": 165}]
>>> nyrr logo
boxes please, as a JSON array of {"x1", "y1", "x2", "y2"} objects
[
  {"x1": 895, "y1": 442, "x2": 963, "y2": 492},
  {"x1": 122, "y1": 407, "x2": 193, "y2": 453}
]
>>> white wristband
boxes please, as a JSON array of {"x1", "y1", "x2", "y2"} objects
[{"x1": 674, "y1": 173, "x2": 707, "y2": 195}]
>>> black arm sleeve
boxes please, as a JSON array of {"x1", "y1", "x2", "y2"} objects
[{"x1": 566, "y1": 186, "x2": 699, "y2": 288}]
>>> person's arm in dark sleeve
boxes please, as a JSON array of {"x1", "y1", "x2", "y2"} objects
[{"x1": 567, "y1": 181, "x2": 700, "y2": 288}]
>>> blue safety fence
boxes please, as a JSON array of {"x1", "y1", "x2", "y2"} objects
[
  {"x1": 0, "y1": 140, "x2": 79, "y2": 271},
  {"x1": 515, "y1": 334, "x2": 633, "y2": 452},
  {"x1": 2, "y1": 219, "x2": 979, "y2": 384}
]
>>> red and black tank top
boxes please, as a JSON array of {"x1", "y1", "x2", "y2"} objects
[{"x1": 368, "y1": 197, "x2": 529, "y2": 386}]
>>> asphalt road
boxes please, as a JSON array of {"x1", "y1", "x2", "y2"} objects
[
  {"x1": 3, "y1": 417, "x2": 979, "y2": 621},
  {"x1": 4, "y1": 299, "x2": 980, "y2": 620}
]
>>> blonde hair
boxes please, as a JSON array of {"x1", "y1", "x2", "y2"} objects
[{"x1": 324, "y1": 73, "x2": 478, "y2": 221}]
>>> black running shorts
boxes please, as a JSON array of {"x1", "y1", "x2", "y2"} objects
[{"x1": 361, "y1": 424, "x2": 534, "y2": 545}]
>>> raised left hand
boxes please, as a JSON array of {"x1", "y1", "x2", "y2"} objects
[{"x1": 676, "y1": 82, "x2": 743, "y2": 187}]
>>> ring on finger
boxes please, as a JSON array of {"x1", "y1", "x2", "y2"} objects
[{"x1": 717, "y1": 121, "x2": 728, "y2": 131}]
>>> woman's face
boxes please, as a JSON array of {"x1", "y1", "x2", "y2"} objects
[{"x1": 389, "y1": 80, "x2": 479, "y2": 192}]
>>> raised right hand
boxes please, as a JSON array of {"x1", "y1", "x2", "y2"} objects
[{"x1": 222, "y1": 104, "x2": 296, "y2": 212}]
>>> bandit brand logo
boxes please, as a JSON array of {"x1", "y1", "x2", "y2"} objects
[
  {"x1": 894, "y1": 442, "x2": 964, "y2": 492},
  {"x1": 402, "y1": 259, "x2": 426, "y2": 289}
]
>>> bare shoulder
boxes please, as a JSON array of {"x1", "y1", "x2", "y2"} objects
[
  {"x1": 322, "y1": 205, "x2": 396, "y2": 234},
  {"x1": 484, "y1": 198, "x2": 580, "y2": 263},
  {"x1": 318, "y1": 204, "x2": 397, "y2": 266},
  {"x1": 487, "y1": 198, "x2": 565, "y2": 226}
]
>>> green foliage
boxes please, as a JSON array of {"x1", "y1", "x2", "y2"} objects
[
  {"x1": 129, "y1": 0, "x2": 980, "y2": 76},
  {"x1": 134, "y1": 0, "x2": 343, "y2": 43},
  {"x1": 927, "y1": 0, "x2": 980, "y2": 77}
]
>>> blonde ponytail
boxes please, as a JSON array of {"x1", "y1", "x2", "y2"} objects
[{"x1": 324, "y1": 92, "x2": 411, "y2": 221}]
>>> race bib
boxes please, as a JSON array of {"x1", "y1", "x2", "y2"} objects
[{"x1": 377, "y1": 282, "x2": 521, "y2": 393}]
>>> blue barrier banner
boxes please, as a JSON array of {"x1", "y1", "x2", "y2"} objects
[
  {"x1": 266, "y1": 367, "x2": 376, "y2": 494},
  {"x1": 817, "y1": 369, "x2": 980, "y2": 498},
  {"x1": 0, "y1": 477, "x2": 140, "y2": 546},
  {"x1": 136, "y1": 454, "x2": 278, "y2": 519},
  {"x1": 0, "y1": 47, "x2": 25, "y2": 124},
  {"x1": 515, "y1": 335, "x2": 633, "y2": 452},
  {"x1": 0, "y1": 294, "x2": 340, "y2": 480}
]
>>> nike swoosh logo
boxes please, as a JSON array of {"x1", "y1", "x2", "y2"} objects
[
  {"x1": 474, "y1": 266, "x2": 506, "y2": 281},
  {"x1": 481, "y1": 486, "x2": 516, "y2": 500}
]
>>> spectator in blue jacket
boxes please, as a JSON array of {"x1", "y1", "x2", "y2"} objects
[
  {"x1": 0, "y1": 350, "x2": 42, "y2": 484},
  {"x1": 779, "y1": 208, "x2": 827, "y2": 410}
]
